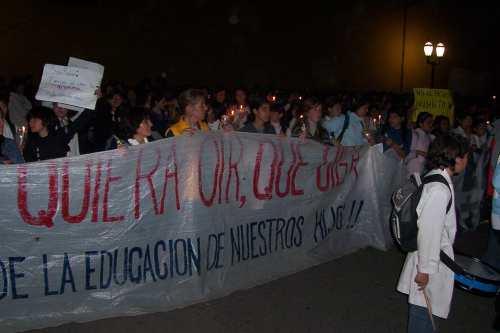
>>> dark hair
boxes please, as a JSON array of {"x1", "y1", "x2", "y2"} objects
[
  {"x1": 178, "y1": 89, "x2": 206, "y2": 113},
  {"x1": 352, "y1": 96, "x2": 370, "y2": 113},
  {"x1": 121, "y1": 108, "x2": 151, "y2": 139},
  {"x1": 249, "y1": 95, "x2": 268, "y2": 111},
  {"x1": 426, "y1": 133, "x2": 470, "y2": 171},
  {"x1": 27, "y1": 106, "x2": 53, "y2": 127},
  {"x1": 383, "y1": 108, "x2": 409, "y2": 140},
  {"x1": 270, "y1": 104, "x2": 284, "y2": 114},
  {"x1": 325, "y1": 96, "x2": 342, "y2": 109},
  {"x1": 416, "y1": 112, "x2": 432, "y2": 128},
  {"x1": 433, "y1": 115, "x2": 450, "y2": 128},
  {"x1": 300, "y1": 97, "x2": 321, "y2": 115},
  {"x1": 247, "y1": 95, "x2": 269, "y2": 122}
]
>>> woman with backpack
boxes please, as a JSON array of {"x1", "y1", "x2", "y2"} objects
[{"x1": 397, "y1": 133, "x2": 469, "y2": 333}]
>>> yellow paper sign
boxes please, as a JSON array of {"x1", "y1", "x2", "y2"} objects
[{"x1": 411, "y1": 88, "x2": 454, "y2": 123}]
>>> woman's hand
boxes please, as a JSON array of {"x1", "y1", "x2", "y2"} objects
[{"x1": 415, "y1": 272, "x2": 429, "y2": 290}]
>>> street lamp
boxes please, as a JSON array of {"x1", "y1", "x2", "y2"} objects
[{"x1": 424, "y1": 41, "x2": 445, "y2": 88}]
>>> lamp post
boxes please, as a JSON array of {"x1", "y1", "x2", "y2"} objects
[{"x1": 424, "y1": 42, "x2": 445, "y2": 88}]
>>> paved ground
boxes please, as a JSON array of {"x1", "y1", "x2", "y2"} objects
[{"x1": 29, "y1": 225, "x2": 497, "y2": 333}]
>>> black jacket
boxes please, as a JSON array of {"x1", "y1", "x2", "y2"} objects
[
  {"x1": 24, "y1": 110, "x2": 94, "y2": 162},
  {"x1": 239, "y1": 122, "x2": 276, "y2": 135}
]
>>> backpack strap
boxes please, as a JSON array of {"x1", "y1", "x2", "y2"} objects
[
  {"x1": 422, "y1": 174, "x2": 453, "y2": 214},
  {"x1": 335, "y1": 113, "x2": 350, "y2": 144}
]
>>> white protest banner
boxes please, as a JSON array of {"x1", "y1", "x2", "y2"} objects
[
  {"x1": 0, "y1": 133, "x2": 403, "y2": 332},
  {"x1": 35, "y1": 64, "x2": 101, "y2": 110}
]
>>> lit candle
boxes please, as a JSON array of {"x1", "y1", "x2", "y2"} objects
[
  {"x1": 272, "y1": 95, "x2": 276, "y2": 102},
  {"x1": 298, "y1": 96, "x2": 302, "y2": 101},
  {"x1": 299, "y1": 115, "x2": 306, "y2": 133},
  {"x1": 378, "y1": 115, "x2": 382, "y2": 127}
]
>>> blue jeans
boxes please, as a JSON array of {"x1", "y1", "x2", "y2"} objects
[{"x1": 408, "y1": 304, "x2": 438, "y2": 333}]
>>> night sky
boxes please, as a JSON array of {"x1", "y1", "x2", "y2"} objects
[{"x1": 1, "y1": 0, "x2": 499, "y2": 94}]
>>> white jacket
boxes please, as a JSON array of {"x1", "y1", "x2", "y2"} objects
[{"x1": 397, "y1": 168, "x2": 456, "y2": 319}]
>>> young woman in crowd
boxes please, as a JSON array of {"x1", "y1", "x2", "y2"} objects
[
  {"x1": 288, "y1": 97, "x2": 328, "y2": 143},
  {"x1": 322, "y1": 96, "x2": 347, "y2": 144},
  {"x1": 230, "y1": 88, "x2": 251, "y2": 129},
  {"x1": 106, "y1": 107, "x2": 153, "y2": 149},
  {"x1": 239, "y1": 97, "x2": 275, "y2": 134},
  {"x1": 149, "y1": 92, "x2": 170, "y2": 138},
  {"x1": 432, "y1": 115, "x2": 450, "y2": 137},
  {"x1": 382, "y1": 109, "x2": 412, "y2": 160},
  {"x1": 210, "y1": 87, "x2": 228, "y2": 120},
  {"x1": 398, "y1": 133, "x2": 469, "y2": 333},
  {"x1": 206, "y1": 104, "x2": 222, "y2": 132},
  {"x1": 92, "y1": 90, "x2": 128, "y2": 152},
  {"x1": 323, "y1": 97, "x2": 370, "y2": 146},
  {"x1": 406, "y1": 112, "x2": 434, "y2": 175},
  {"x1": 165, "y1": 89, "x2": 209, "y2": 137},
  {"x1": 322, "y1": 96, "x2": 343, "y2": 123},
  {"x1": 452, "y1": 113, "x2": 475, "y2": 142},
  {"x1": 269, "y1": 104, "x2": 286, "y2": 136},
  {"x1": 23, "y1": 106, "x2": 94, "y2": 162}
]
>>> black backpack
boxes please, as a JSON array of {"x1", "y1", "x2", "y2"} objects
[{"x1": 390, "y1": 173, "x2": 452, "y2": 252}]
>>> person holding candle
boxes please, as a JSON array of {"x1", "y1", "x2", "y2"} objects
[
  {"x1": 106, "y1": 107, "x2": 153, "y2": 149},
  {"x1": 239, "y1": 96, "x2": 276, "y2": 135},
  {"x1": 210, "y1": 87, "x2": 228, "y2": 120},
  {"x1": 165, "y1": 89, "x2": 209, "y2": 137},
  {"x1": 323, "y1": 96, "x2": 371, "y2": 146},
  {"x1": 382, "y1": 109, "x2": 412, "y2": 160},
  {"x1": 23, "y1": 106, "x2": 95, "y2": 162},
  {"x1": 288, "y1": 97, "x2": 328, "y2": 143},
  {"x1": 230, "y1": 88, "x2": 250, "y2": 129}
]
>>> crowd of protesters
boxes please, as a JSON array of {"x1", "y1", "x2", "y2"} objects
[
  {"x1": 0, "y1": 73, "x2": 499, "y2": 330},
  {"x1": 0, "y1": 75, "x2": 497, "y2": 173}
]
